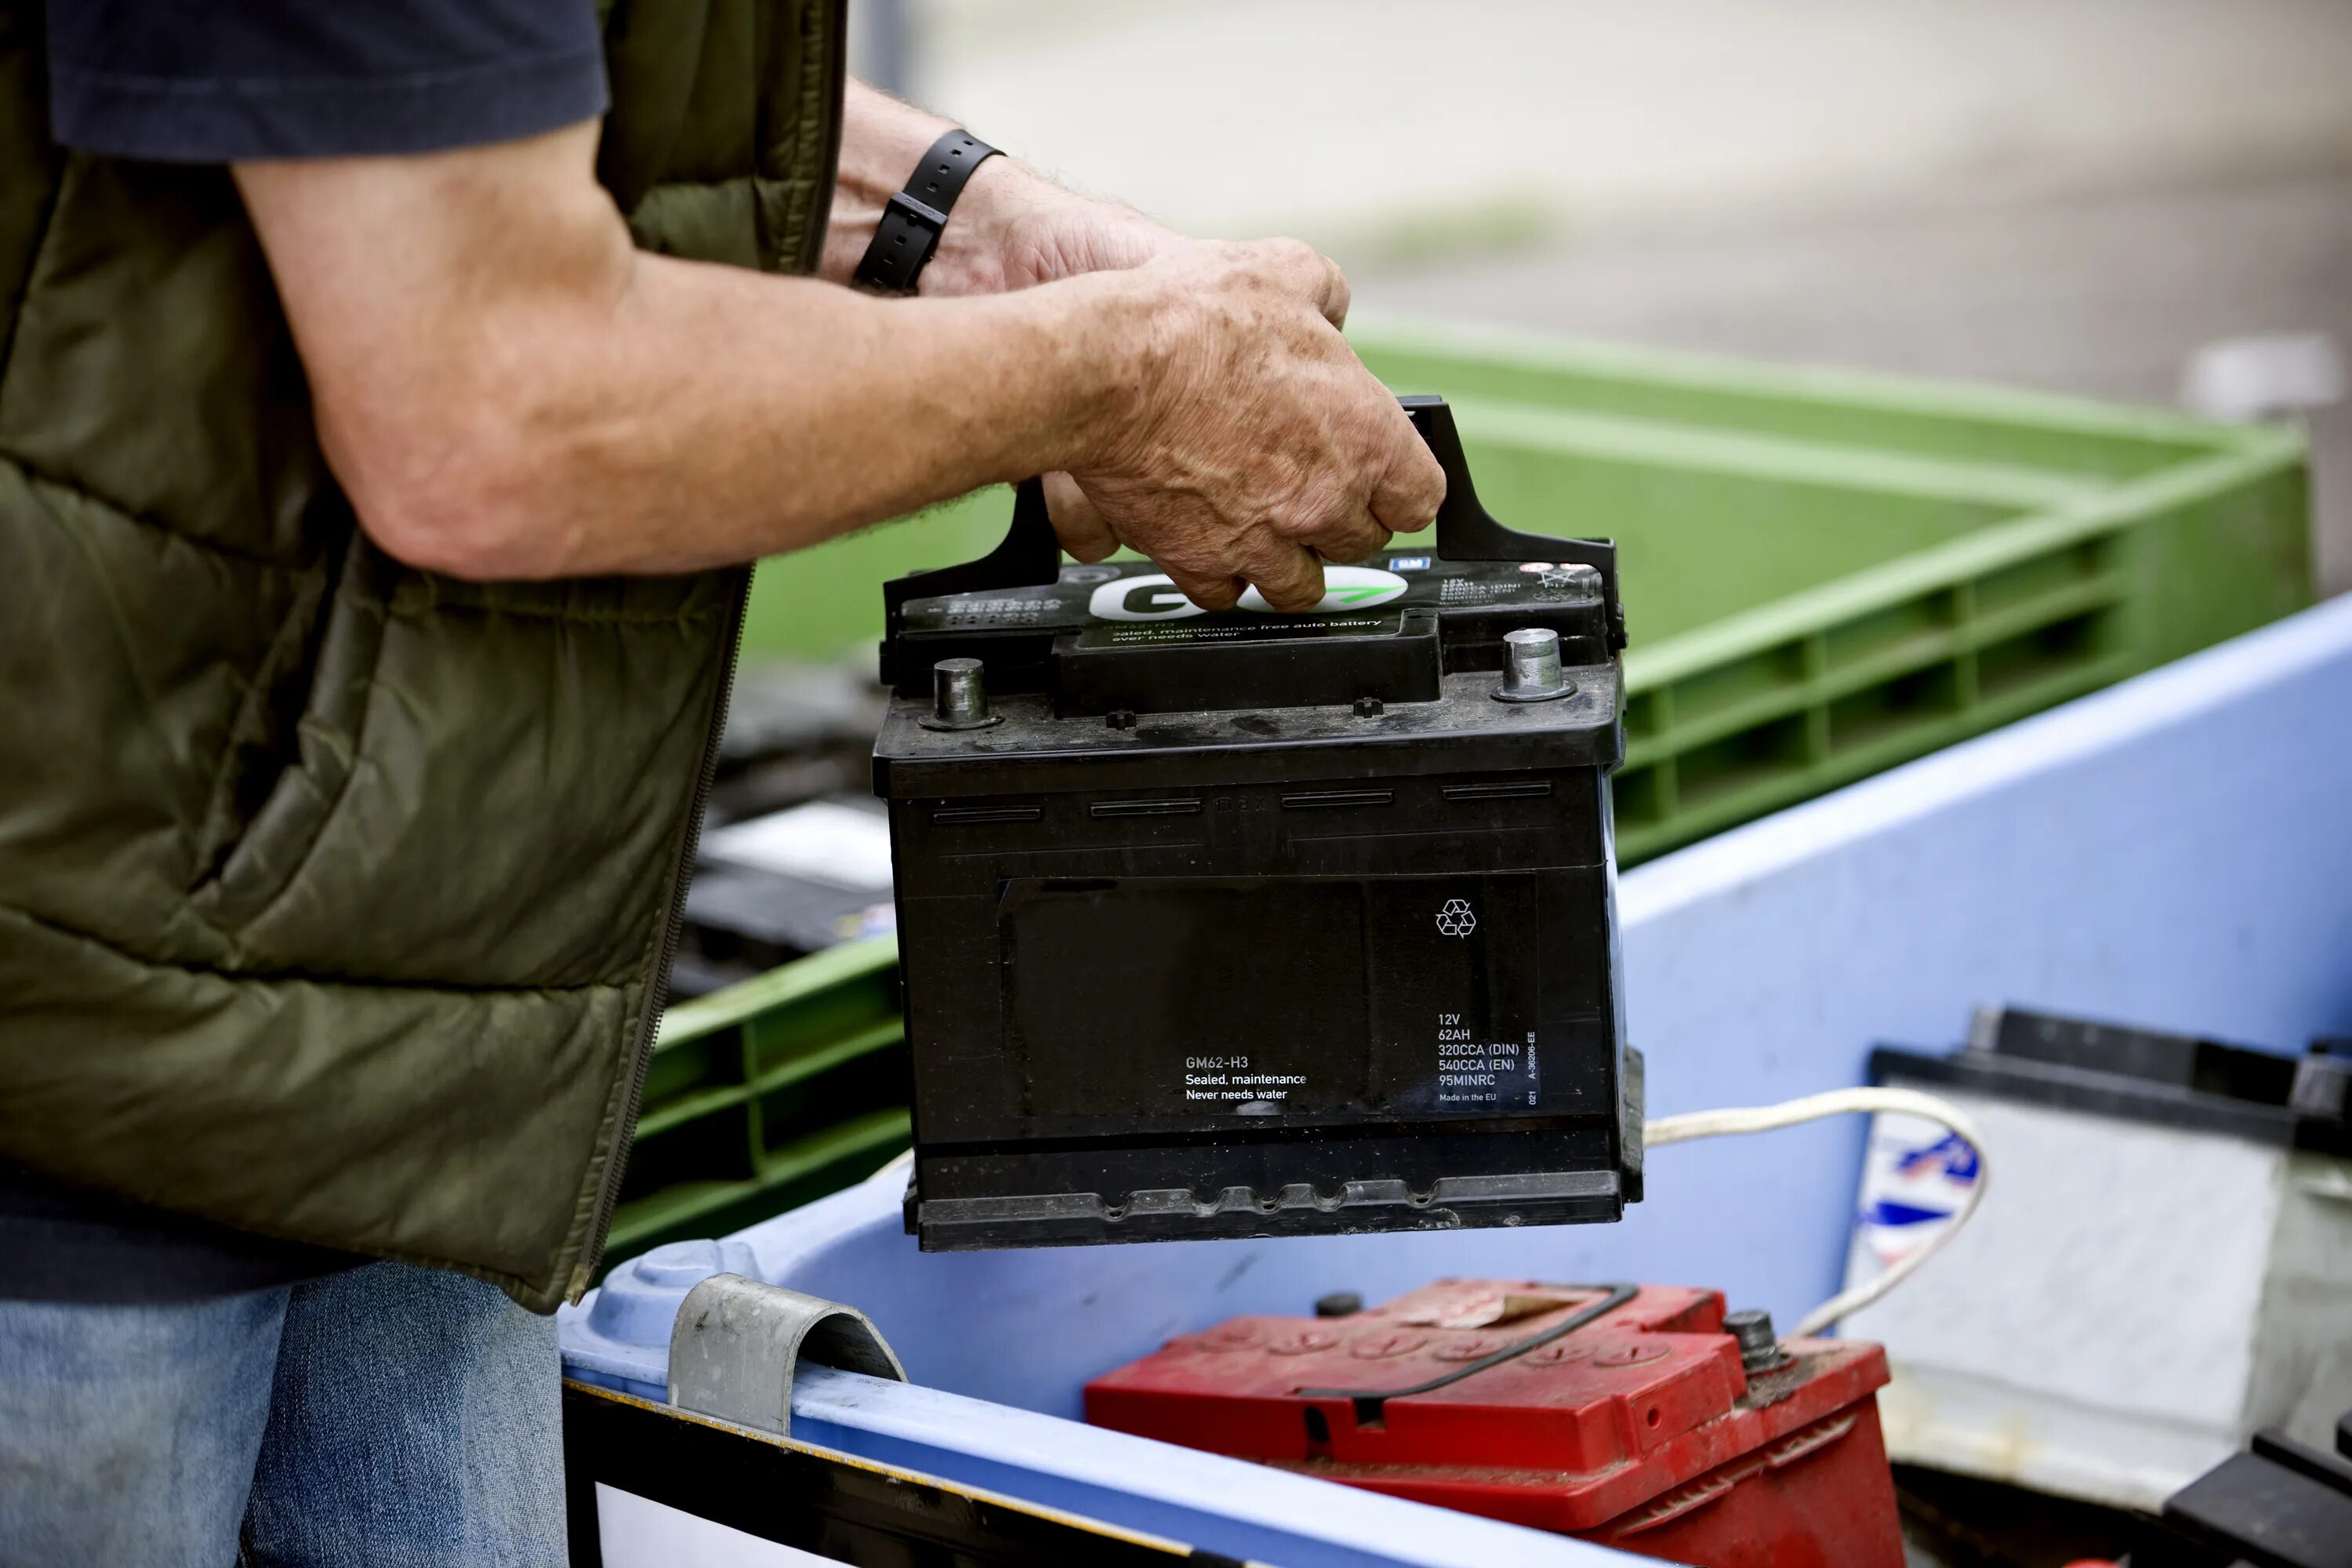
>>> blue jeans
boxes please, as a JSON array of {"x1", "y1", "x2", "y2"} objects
[{"x1": 0, "y1": 1262, "x2": 564, "y2": 1566}]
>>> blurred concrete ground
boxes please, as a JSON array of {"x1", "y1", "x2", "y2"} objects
[{"x1": 884, "y1": 0, "x2": 2352, "y2": 595}]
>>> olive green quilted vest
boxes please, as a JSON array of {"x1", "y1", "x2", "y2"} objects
[{"x1": 0, "y1": 0, "x2": 842, "y2": 1311}]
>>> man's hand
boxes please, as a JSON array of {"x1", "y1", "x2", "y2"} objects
[
  {"x1": 923, "y1": 169, "x2": 1422, "y2": 611},
  {"x1": 1064, "y1": 240, "x2": 1442, "y2": 612},
  {"x1": 823, "y1": 82, "x2": 1430, "y2": 611}
]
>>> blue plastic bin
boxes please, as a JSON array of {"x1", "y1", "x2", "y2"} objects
[{"x1": 565, "y1": 595, "x2": 2352, "y2": 1563}]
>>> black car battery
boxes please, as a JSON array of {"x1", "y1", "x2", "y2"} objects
[{"x1": 873, "y1": 397, "x2": 1640, "y2": 1250}]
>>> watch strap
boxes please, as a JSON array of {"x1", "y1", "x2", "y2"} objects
[{"x1": 853, "y1": 130, "x2": 1001, "y2": 295}]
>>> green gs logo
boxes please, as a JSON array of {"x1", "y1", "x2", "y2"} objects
[{"x1": 1090, "y1": 565, "x2": 1410, "y2": 622}]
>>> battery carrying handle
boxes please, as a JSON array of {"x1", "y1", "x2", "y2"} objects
[
  {"x1": 1400, "y1": 394, "x2": 1624, "y2": 649},
  {"x1": 883, "y1": 394, "x2": 1625, "y2": 649}
]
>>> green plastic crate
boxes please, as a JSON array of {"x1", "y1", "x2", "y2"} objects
[
  {"x1": 604, "y1": 936, "x2": 909, "y2": 1269},
  {"x1": 1355, "y1": 318, "x2": 2310, "y2": 857},
  {"x1": 742, "y1": 318, "x2": 2309, "y2": 863}
]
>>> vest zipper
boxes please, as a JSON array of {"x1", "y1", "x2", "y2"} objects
[
  {"x1": 573, "y1": 0, "x2": 847, "y2": 1303},
  {"x1": 573, "y1": 572, "x2": 750, "y2": 1302}
]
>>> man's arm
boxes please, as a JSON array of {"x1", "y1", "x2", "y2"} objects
[
  {"x1": 234, "y1": 119, "x2": 1443, "y2": 612},
  {"x1": 821, "y1": 80, "x2": 1180, "y2": 297}
]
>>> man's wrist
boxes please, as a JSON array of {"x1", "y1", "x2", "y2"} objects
[
  {"x1": 827, "y1": 80, "x2": 1176, "y2": 297},
  {"x1": 916, "y1": 157, "x2": 1057, "y2": 295},
  {"x1": 824, "y1": 82, "x2": 956, "y2": 284},
  {"x1": 827, "y1": 161, "x2": 1051, "y2": 295},
  {"x1": 828, "y1": 81, "x2": 1032, "y2": 291}
]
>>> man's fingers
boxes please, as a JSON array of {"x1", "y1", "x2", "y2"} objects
[
  {"x1": 1164, "y1": 563, "x2": 1243, "y2": 612},
  {"x1": 1294, "y1": 245, "x2": 1349, "y2": 328},
  {"x1": 1258, "y1": 238, "x2": 1350, "y2": 328},
  {"x1": 1319, "y1": 252, "x2": 1351, "y2": 329},
  {"x1": 1044, "y1": 472, "x2": 1118, "y2": 563},
  {"x1": 1243, "y1": 537, "x2": 1328, "y2": 613},
  {"x1": 1367, "y1": 419, "x2": 1448, "y2": 535},
  {"x1": 1299, "y1": 503, "x2": 1392, "y2": 566}
]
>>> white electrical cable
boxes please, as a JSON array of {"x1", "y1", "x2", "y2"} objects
[{"x1": 1644, "y1": 1086, "x2": 1988, "y2": 1338}]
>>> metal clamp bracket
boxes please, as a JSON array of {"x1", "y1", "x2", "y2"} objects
[{"x1": 666, "y1": 1274, "x2": 908, "y2": 1439}]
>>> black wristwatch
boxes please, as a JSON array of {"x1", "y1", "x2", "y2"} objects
[{"x1": 853, "y1": 129, "x2": 1001, "y2": 296}]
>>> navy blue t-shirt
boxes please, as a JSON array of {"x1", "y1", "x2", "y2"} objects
[
  {"x1": 45, "y1": 0, "x2": 608, "y2": 161},
  {"x1": 2, "y1": 0, "x2": 609, "y2": 1305}
]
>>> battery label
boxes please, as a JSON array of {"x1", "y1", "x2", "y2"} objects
[
  {"x1": 1436, "y1": 1021, "x2": 1541, "y2": 1109},
  {"x1": 898, "y1": 554, "x2": 1601, "y2": 639},
  {"x1": 1179, "y1": 1056, "x2": 1312, "y2": 1109},
  {"x1": 999, "y1": 873, "x2": 1577, "y2": 1123},
  {"x1": 1076, "y1": 614, "x2": 1403, "y2": 648}
]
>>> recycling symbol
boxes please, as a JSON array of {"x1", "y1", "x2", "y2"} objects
[{"x1": 1436, "y1": 898, "x2": 1478, "y2": 938}]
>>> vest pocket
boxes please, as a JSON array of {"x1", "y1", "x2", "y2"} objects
[
  {"x1": 204, "y1": 560, "x2": 739, "y2": 990},
  {"x1": 189, "y1": 537, "x2": 392, "y2": 936}
]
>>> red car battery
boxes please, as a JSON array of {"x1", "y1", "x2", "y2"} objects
[{"x1": 1085, "y1": 1279, "x2": 1902, "y2": 1567}]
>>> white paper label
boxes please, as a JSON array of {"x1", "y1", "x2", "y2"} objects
[
  {"x1": 701, "y1": 802, "x2": 894, "y2": 891},
  {"x1": 597, "y1": 1484, "x2": 847, "y2": 1566}
]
